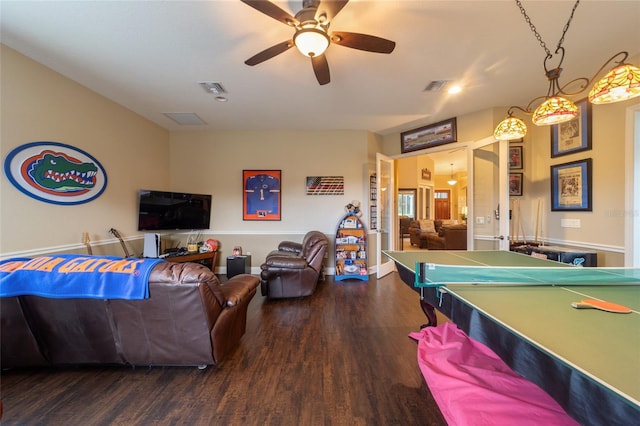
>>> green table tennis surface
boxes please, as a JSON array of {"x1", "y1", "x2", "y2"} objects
[{"x1": 383, "y1": 250, "x2": 640, "y2": 409}]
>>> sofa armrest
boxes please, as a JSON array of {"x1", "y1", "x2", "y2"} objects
[
  {"x1": 220, "y1": 274, "x2": 260, "y2": 307},
  {"x1": 277, "y1": 241, "x2": 302, "y2": 254}
]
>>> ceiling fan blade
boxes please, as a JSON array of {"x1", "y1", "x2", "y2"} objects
[
  {"x1": 331, "y1": 31, "x2": 396, "y2": 54},
  {"x1": 315, "y1": 0, "x2": 350, "y2": 23},
  {"x1": 311, "y1": 54, "x2": 330, "y2": 85},
  {"x1": 240, "y1": 0, "x2": 298, "y2": 26},
  {"x1": 245, "y1": 40, "x2": 294, "y2": 66}
]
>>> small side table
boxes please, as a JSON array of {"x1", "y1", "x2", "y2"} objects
[{"x1": 227, "y1": 255, "x2": 252, "y2": 278}]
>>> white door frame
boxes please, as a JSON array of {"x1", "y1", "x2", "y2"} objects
[
  {"x1": 376, "y1": 153, "x2": 395, "y2": 278},
  {"x1": 625, "y1": 104, "x2": 640, "y2": 266},
  {"x1": 466, "y1": 136, "x2": 510, "y2": 251}
]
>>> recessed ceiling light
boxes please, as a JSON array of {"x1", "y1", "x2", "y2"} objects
[
  {"x1": 215, "y1": 96, "x2": 228, "y2": 102},
  {"x1": 198, "y1": 81, "x2": 227, "y2": 95},
  {"x1": 448, "y1": 85, "x2": 462, "y2": 94}
]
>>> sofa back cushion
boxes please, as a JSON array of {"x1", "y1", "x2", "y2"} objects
[
  {"x1": 301, "y1": 231, "x2": 329, "y2": 273},
  {"x1": 418, "y1": 219, "x2": 436, "y2": 233}
]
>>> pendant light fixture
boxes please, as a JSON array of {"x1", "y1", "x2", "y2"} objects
[
  {"x1": 493, "y1": 111, "x2": 528, "y2": 141},
  {"x1": 447, "y1": 164, "x2": 457, "y2": 186},
  {"x1": 588, "y1": 61, "x2": 640, "y2": 104},
  {"x1": 494, "y1": 0, "x2": 640, "y2": 141}
]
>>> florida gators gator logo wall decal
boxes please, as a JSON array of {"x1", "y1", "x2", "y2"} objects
[{"x1": 4, "y1": 142, "x2": 108, "y2": 205}]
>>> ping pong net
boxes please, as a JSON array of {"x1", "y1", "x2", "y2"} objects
[{"x1": 414, "y1": 262, "x2": 640, "y2": 288}]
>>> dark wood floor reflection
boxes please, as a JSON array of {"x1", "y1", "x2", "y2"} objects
[{"x1": 1, "y1": 272, "x2": 447, "y2": 425}]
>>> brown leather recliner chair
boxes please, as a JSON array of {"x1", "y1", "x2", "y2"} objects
[{"x1": 260, "y1": 231, "x2": 329, "y2": 299}]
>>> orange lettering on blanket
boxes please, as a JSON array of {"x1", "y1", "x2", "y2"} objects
[
  {"x1": 0, "y1": 261, "x2": 27, "y2": 272},
  {"x1": 98, "y1": 259, "x2": 142, "y2": 274},
  {"x1": 58, "y1": 258, "x2": 141, "y2": 274},
  {"x1": 59, "y1": 257, "x2": 95, "y2": 273},
  {"x1": 20, "y1": 257, "x2": 65, "y2": 272},
  {"x1": 59, "y1": 257, "x2": 100, "y2": 273},
  {"x1": 21, "y1": 257, "x2": 54, "y2": 271},
  {"x1": 4, "y1": 256, "x2": 146, "y2": 275}
]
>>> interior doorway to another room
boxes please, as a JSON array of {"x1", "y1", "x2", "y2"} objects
[
  {"x1": 434, "y1": 190, "x2": 451, "y2": 220},
  {"x1": 394, "y1": 150, "x2": 468, "y2": 252}
]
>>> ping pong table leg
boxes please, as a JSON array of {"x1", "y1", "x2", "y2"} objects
[{"x1": 420, "y1": 297, "x2": 437, "y2": 328}]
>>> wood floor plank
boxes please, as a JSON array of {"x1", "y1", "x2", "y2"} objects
[{"x1": 1, "y1": 272, "x2": 446, "y2": 425}]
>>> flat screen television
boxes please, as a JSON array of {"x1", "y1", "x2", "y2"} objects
[{"x1": 137, "y1": 189, "x2": 212, "y2": 231}]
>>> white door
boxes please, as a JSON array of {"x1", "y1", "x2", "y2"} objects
[
  {"x1": 376, "y1": 153, "x2": 395, "y2": 278},
  {"x1": 467, "y1": 137, "x2": 509, "y2": 250}
]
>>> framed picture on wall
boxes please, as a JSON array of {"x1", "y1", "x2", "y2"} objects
[
  {"x1": 550, "y1": 158, "x2": 592, "y2": 211},
  {"x1": 551, "y1": 98, "x2": 592, "y2": 158},
  {"x1": 509, "y1": 173, "x2": 523, "y2": 196},
  {"x1": 509, "y1": 146, "x2": 523, "y2": 170},
  {"x1": 400, "y1": 117, "x2": 457, "y2": 153},
  {"x1": 243, "y1": 170, "x2": 281, "y2": 220}
]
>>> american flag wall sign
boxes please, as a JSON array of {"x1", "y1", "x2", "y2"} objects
[{"x1": 306, "y1": 176, "x2": 344, "y2": 195}]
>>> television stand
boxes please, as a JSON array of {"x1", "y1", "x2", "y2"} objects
[{"x1": 164, "y1": 251, "x2": 217, "y2": 270}]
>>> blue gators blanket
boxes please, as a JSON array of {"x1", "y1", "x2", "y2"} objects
[{"x1": 0, "y1": 255, "x2": 165, "y2": 300}]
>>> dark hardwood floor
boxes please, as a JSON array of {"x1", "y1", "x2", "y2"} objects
[{"x1": 1, "y1": 272, "x2": 447, "y2": 425}]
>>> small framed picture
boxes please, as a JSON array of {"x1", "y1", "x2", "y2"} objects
[
  {"x1": 243, "y1": 170, "x2": 281, "y2": 220},
  {"x1": 509, "y1": 146, "x2": 523, "y2": 170},
  {"x1": 551, "y1": 98, "x2": 592, "y2": 158},
  {"x1": 509, "y1": 173, "x2": 523, "y2": 196},
  {"x1": 550, "y1": 158, "x2": 592, "y2": 211}
]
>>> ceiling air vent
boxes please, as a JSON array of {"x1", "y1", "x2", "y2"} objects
[
  {"x1": 423, "y1": 80, "x2": 449, "y2": 92},
  {"x1": 163, "y1": 113, "x2": 207, "y2": 126}
]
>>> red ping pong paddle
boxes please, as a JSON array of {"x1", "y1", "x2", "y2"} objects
[{"x1": 571, "y1": 299, "x2": 632, "y2": 314}]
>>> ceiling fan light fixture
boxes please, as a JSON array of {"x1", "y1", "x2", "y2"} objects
[
  {"x1": 588, "y1": 63, "x2": 640, "y2": 104},
  {"x1": 293, "y1": 26, "x2": 330, "y2": 57},
  {"x1": 532, "y1": 96, "x2": 578, "y2": 126},
  {"x1": 494, "y1": 115, "x2": 528, "y2": 141}
]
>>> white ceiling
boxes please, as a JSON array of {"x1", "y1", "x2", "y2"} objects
[{"x1": 2, "y1": 0, "x2": 639, "y2": 174}]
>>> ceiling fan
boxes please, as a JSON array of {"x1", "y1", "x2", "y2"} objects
[{"x1": 241, "y1": 0, "x2": 396, "y2": 85}]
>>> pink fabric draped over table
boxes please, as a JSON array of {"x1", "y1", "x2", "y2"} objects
[{"x1": 410, "y1": 323, "x2": 578, "y2": 426}]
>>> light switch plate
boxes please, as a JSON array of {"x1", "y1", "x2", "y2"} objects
[{"x1": 561, "y1": 219, "x2": 581, "y2": 228}]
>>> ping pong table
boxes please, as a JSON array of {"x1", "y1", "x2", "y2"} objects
[{"x1": 383, "y1": 250, "x2": 640, "y2": 426}]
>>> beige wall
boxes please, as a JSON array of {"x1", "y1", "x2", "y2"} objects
[
  {"x1": 1, "y1": 45, "x2": 170, "y2": 256},
  {"x1": 0, "y1": 45, "x2": 379, "y2": 271},
  {"x1": 168, "y1": 130, "x2": 377, "y2": 266},
  {"x1": 2, "y1": 44, "x2": 637, "y2": 268},
  {"x1": 381, "y1": 97, "x2": 639, "y2": 266},
  {"x1": 521, "y1": 97, "x2": 639, "y2": 266}
]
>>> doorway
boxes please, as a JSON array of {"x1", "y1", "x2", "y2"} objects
[{"x1": 434, "y1": 190, "x2": 451, "y2": 220}]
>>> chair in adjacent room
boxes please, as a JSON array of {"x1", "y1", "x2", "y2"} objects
[
  {"x1": 260, "y1": 231, "x2": 329, "y2": 299},
  {"x1": 399, "y1": 216, "x2": 412, "y2": 249}
]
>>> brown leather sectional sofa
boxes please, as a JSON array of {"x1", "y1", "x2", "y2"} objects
[
  {"x1": 1, "y1": 261, "x2": 259, "y2": 368},
  {"x1": 409, "y1": 219, "x2": 467, "y2": 250}
]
